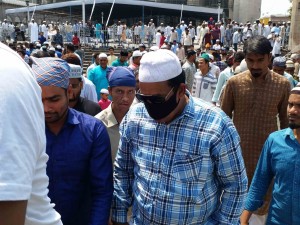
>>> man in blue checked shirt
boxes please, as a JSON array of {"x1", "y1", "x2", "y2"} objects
[{"x1": 111, "y1": 49, "x2": 248, "y2": 225}]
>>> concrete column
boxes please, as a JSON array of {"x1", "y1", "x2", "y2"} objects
[
  {"x1": 289, "y1": 0, "x2": 300, "y2": 51},
  {"x1": 228, "y1": 0, "x2": 234, "y2": 20}
]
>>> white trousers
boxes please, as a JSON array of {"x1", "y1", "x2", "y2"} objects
[{"x1": 249, "y1": 214, "x2": 267, "y2": 225}]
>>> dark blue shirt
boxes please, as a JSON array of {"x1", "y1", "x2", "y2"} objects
[
  {"x1": 46, "y1": 108, "x2": 113, "y2": 225},
  {"x1": 245, "y1": 128, "x2": 300, "y2": 224}
]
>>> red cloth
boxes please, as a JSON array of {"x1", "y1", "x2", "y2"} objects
[
  {"x1": 72, "y1": 36, "x2": 80, "y2": 46},
  {"x1": 98, "y1": 99, "x2": 111, "y2": 110},
  {"x1": 160, "y1": 36, "x2": 166, "y2": 48}
]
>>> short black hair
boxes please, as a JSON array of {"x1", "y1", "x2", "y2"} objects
[
  {"x1": 243, "y1": 36, "x2": 272, "y2": 55},
  {"x1": 66, "y1": 44, "x2": 75, "y2": 52},
  {"x1": 31, "y1": 50, "x2": 50, "y2": 58},
  {"x1": 120, "y1": 50, "x2": 128, "y2": 57},
  {"x1": 234, "y1": 51, "x2": 245, "y2": 62},
  {"x1": 167, "y1": 70, "x2": 186, "y2": 88}
]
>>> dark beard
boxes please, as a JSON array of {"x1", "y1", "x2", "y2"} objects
[{"x1": 289, "y1": 123, "x2": 300, "y2": 129}]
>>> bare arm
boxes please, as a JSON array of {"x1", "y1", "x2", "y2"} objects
[
  {"x1": 0, "y1": 200, "x2": 27, "y2": 225},
  {"x1": 240, "y1": 209, "x2": 252, "y2": 225}
]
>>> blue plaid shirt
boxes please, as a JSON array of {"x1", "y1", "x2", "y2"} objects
[{"x1": 112, "y1": 93, "x2": 248, "y2": 224}]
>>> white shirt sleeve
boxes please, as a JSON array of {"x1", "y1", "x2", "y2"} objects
[{"x1": 0, "y1": 43, "x2": 62, "y2": 225}]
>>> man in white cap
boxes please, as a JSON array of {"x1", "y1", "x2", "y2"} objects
[
  {"x1": 41, "y1": 20, "x2": 48, "y2": 40},
  {"x1": 240, "y1": 84, "x2": 300, "y2": 225},
  {"x1": 272, "y1": 56, "x2": 296, "y2": 89},
  {"x1": 111, "y1": 49, "x2": 247, "y2": 225},
  {"x1": 291, "y1": 53, "x2": 300, "y2": 78},
  {"x1": 68, "y1": 64, "x2": 101, "y2": 116},
  {"x1": 29, "y1": 19, "x2": 39, "y2": 43},
  {"x1": 88, "y1": 52, "x2": 112, "y2": 100},
  {"x1": 180, "y1": 20, "x2": 187, "y2": 33},
  {"x1": 128, "y1": 50, "x2": 143, "y2": 73},
  {"x1": 0, "y1": 38, "x2": 62, "y2": 225}
]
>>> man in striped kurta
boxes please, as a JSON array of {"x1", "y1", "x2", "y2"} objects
[{"x1": 221, "y1": 36, "x2": 290, "y2": 225}]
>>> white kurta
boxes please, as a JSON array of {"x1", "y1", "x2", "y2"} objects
[
  {"x1": 29, "y1": 22, "x2": 39, "y2": 43},
  {"x1": 41, "y1": 24, "x2": 48, "y2": 39}
]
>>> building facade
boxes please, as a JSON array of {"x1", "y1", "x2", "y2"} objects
[{"x1": 3, "y1": 0, "x2": 264, "y2": 26}]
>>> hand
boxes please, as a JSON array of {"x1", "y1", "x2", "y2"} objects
[{"x1": 240, "y1": 210, "x2": 252, "y2": 225}]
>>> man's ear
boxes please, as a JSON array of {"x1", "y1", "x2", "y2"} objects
[
  {"x1": 108, "y1": 87, "x2": 112, "y2": 96},
  {"x1": 177, "y1": 83, "x2": 186, "y2": 98}
]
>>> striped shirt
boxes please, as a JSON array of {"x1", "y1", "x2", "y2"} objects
[
  {"x1": 112, "y1": 93, "x2": 248, "y2": 224},
  {"x1": 192, "y1": 70, "x2": 217, "y2": 103}
]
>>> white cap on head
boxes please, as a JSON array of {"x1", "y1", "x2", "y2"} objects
[
  {"x1": 291, "y1": 53, "x2": 299, "y2": 60},
  {"x1": 100, "y1": 88, "x2": 109, "y2": 94},
  {"x1": 208, "y1": 54, "x2": 214, "y2": 61},
  {"x1": 139, "y1": 49, "x2": 182, "y2": 83},
  {"x1": 149, "y1": 46, "x2": 159, "y2": 51},
  {"x1": 99, "y1": 53, "x2": 108, "y2": 58},
  {"x1": 132, "y1": 50, "x2": 143, "y2": 57},
  {"x1": 56, "y1": 45, "x2": 62, "y2": 49},
  {"x1": 69, "y1": 64, "x2": 82, "y2": 78}
]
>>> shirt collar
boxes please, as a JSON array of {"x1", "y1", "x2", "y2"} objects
[
  {"x1": 105, "y1": 103, "x2": 119, "y2": 127},
  {"x1": 246, "y1": 69, "x2": 271, "y2": 81},
  {"x1": 171, "y1": 90, "x2": 194, "y2": 123},
  {"x1": 66, "y1": 108, "x2": 80, "y2": 125}
]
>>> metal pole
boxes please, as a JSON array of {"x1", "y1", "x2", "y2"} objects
[
  {"x1": 82, "y1": 0, "x2": 86, "y2": 44},
  {"x1": 106, "y1": 0, "x2": 116, "y2": 27},
  {"x1": 217, "y1": 2, "x2": 221, "y2": 22},
  {"x1": 89, "y1": 0, "x2": 96, "y2": 21},
  {"x1": 101, "y1": 12, "x2": 104, "y2": 24},
  {"x1": 69, "y1": 6, "x2": 71, "y2": 23},
  {"x1": 179, "y1": 4, "x2": 183, "y2": 23},
  {"x1": 26, "y1": 0, "x2": 30, "y2": 23},
  {"x1": 141, "y1": 5, "x2": 144, "y2": 44}
]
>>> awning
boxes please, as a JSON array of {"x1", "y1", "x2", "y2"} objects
[{"x1": 5, "y1": 0, "x2": 220, "y2": 15}]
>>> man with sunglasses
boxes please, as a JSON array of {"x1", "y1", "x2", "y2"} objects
[{"x1": 111, "y1": 49, "x2": 248, "y2": 225}]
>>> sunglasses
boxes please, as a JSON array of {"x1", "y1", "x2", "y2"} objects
[{"x1": 136, "y1": 87, "x2": 175, "y2": 104}]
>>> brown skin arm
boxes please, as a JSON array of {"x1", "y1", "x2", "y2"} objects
[
  {"x1": 240, "y1": 209, "x2": 252, "y2": 225},
  {"x1": 0, "y1": 200, "x2": 27, "y2": 225},
  {"x1": 220, "y1": 80, "x2": 234, "y2": 118}
]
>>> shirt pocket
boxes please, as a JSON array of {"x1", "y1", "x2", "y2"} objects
[
  {"x1": 203, "y1": 82, "x2": 209, "y2": 89},
  {"x1": 171, "y1": 153, "x2": 203, "y2": 182}
]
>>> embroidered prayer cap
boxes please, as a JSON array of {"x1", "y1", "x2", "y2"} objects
[
  {"x1": 68, "y1": 64, "x2": 82, "y2": 78},
  {"x1": 200, "y1": 53, "x2": 210, "y2": 62},
  {"x1": 31, "y1": 57, "x2": 70, "y2": 89},
  {"x1": 286, "y1": 60, "x2": 295, "y2": 68},
  {"x1": 108, "y1": 67, "x2": 136, "y2": 87},
  {"x1": 99, "y1": 53, "x2": 108, "y2": 58},
  {"x1": 291, "y1": 82, "x2": 300, "y2": 94},
  {"x1": 100, "y1": 88, "x2": 109, "y2": 94},
  {"x1": 139, "y1": 49, "x2": 182, "y2": 83},
  {"x1": 132, "y1": 50, "x2": 143, "y2": 58},
  {"x1": 149, "y1": 46, "x2": 159, "y2": 51},
  {"x1": 273, "y1": 56, "x2": 286, "y2": 68},
  {"x1": 291, "y1": 54, "x2": 299, "y2": 60}
]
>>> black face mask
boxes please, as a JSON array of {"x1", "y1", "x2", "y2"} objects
[{"x1": 143, "y1": 90, "x2": 179, "y2": 120}]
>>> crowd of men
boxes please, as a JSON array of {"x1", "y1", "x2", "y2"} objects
[{"x1": 0, "y1": 14, "x2": 300, "y2": 225}]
